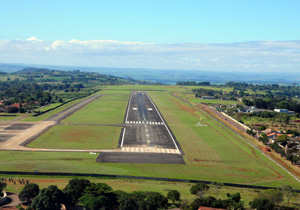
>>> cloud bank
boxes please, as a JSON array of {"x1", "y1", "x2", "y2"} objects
[{"x1": 0, "y1": 37, "x2": 299, "y2": 72}]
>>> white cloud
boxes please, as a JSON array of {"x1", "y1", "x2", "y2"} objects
[
  {"x1": 26, "y1": 37, "x2": 43, "y2": 42},
  {"x1": 0, "y1": 37, "x2": 299, "y2": 72}
]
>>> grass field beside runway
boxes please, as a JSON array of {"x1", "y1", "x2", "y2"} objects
[
  {"x1": 2, "y1": 87, "x2": 300, "y2": 188},
  {"x1": 62, "y1": 98, "x2": 127, "y2": 124},
  {"x1": 99, "y1": 94, "x2": 129, "y2": 100},
  {"x1": 21, "y1": 97, "x2": 89, "y2": 122},
  {"x1": 28, "y1": 125, "x2": 121, "y2": 149},
  {"x1": 0, "y1": 114, "x2": 21, "y2": 121}
]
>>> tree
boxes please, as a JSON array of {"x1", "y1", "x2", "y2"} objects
[
  {"x1": 281, "y1": 185, "x2": 298, "y2": 204},
  {"x1": 19, "y1": 183, "x2": 39, "y2": 202},
  {"x1": 30, "y1": 185, "x2": 65, "y2": 210},
  {"x1": 63, "y1": 178, "x2": 91, "y2": 206},
  {"x1": 179, "y1": 200, "x2": 190, "y2": 210},
  {"x1": 7, "y1": 106, "x2": 18, "y2": 113},
  {"x1": 80, "y1": 183, "x2": 117, "y2": 210},
  {"x1": 0, "y1": 181, "x2": 6, "y2": 193},
  {"x1": 141, "y1": 192, "x2": 168, "y2": 210},
  {"x1": 276, "y1": 134, "x2": 288, "y2": 144},
  {"x1": 115, "y1": 191, "x2": 139, "y2": 210},
  {"x1": 84, "y1": 183, "x2": 113, "y2": 197},
  {"x1": 259, "y1": 189, "x2": 283, "y2": 206},
  {"x1": 224, "y1": 193, "x2": 244, "y2": 210},
  {"x1": 190, "y1": 183, "x2": 209, "y2": 197},
  {"x1": 210, "y1": 182, "x2": 224, "y2": 199},
  {"x1": 167, "y1": 190, "x2": 180, "y2": 204},
  {"x1": 249, "y1": 198, "x2": 274, "y2": 210},
  {"x1": 189, "y1": 198, "x2": 202, "y2": 210},
  {"x1": 79, "y1": 195, "x2": 114, "y2": 210},
  {"x1": 260, "y1": 125, "x2": 266, "y2": 131}
]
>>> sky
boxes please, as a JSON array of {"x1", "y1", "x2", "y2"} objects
[{"x1": 0, "y1": 0, "x2": 300, "y2": 72}]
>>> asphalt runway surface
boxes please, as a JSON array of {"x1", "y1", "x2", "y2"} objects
[
  {"x1": 98, "y1": 91, "x2": 185, "y2": 164},
  {"x1": 97, "y1": 152, "x2": 185, "y2": 164},
  {"x1": 123, "y1": 125, "x2": 176, "y2": 148},
  {"x1": 44, "y1": 94, "x2": 102, "y2": 122},
  {"x1": 122, "y1": 91, "x2": 179, "y2": 149},
  {"x1": 0, "y1": 134, "x2": 15, "y2": 142},
  {"x1": 4, "y1": 123, "x2": 34, "y2": 130}
]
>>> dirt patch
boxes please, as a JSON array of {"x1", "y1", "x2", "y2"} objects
[{"x1": 62, "y1": 129, "x2": 99, "y2": 142}]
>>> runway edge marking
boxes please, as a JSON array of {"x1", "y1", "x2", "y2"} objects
[
  {"x1": 121, "y1": 91, "x2": 133, "y2": 148},
  {"x1": 145, "y1": 91, "x2": 181, "y2": 154}
]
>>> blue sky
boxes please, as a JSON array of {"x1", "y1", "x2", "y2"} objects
[{"x1": 0, "y1": 0, "x2": 300, "y2": 71}]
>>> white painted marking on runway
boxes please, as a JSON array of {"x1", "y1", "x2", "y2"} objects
[
  {"x1": 120, "y1": 128, "x2": 126, "y2": 147},
  {"x1": 125, "y1": 91, "x2": 133, "y2": 123},
  {"x1": 145, "y1": 92, "x2": 181, "y2": 154}
]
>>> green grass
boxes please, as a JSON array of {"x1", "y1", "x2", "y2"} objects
[
  {"x1": 183, "y1": 85, "x2": 234, "y2": 92},
  {"x1": 0, "y1": 114, "x2": 21, "y2": 121},
  {"x1": 189, "y1": 98, "x2": 239, "y2": 105},
  {"x1": 36, "y1": 103, "x2": 62, "y2": 112},
  {"x1": 2, "y1": 87, "x2": 300, "y2": 189},
  {"x1": 0, "y1": 90, "x2": 299, "y2": 188},
  {"x1": 28, "y1": 125, "x2": 121, "y2": 149},
  {"x1": 62, "y1": 98, "x2": 127, "y2": 124},
  {"x1": 21, "y1": 97, "x2": 88, "y2": 122},
  {"x1": 100, "y1": 94, "x2": 129, "y2": 100},
  {"x1": 0, "y1": 174, "x2": 273, "y2": 207}
]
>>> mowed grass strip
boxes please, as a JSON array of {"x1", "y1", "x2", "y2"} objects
[
  {"x1": 62, "y1": 98, "x2": 127, "y2": 124},
  {"x1": 99, "y1": 89, "x2": 131, "y2": 94},
  {"x1": 99, "y1": 94, "x2": 129, "y2": 100},
  {"x1": 0, "y1": 114, "x2": 21, "y2": 121},
  {"x1": 21, "y1": 97, "x2": 89, "y2": 122},
  {"x1": 37, "y1": 103, "x2": 63, "y2": 112},
  {"x1": 148, "y1": 91, "x2": 300, "y2": 186},
  {"x1": 28, "y1": 125, "x2": 121, "y2": 149}
]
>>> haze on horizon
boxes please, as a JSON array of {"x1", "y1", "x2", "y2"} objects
[{"x1": 0, "y1": 0, "x2": 299, "y2": 72}]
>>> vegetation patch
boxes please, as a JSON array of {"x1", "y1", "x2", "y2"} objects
[
  {"x1": 62, "y1": 98, "x2": 127, "y2": 124},
  {"x1": 28, "y1": 125, "x2": 121, "y2": 149}
]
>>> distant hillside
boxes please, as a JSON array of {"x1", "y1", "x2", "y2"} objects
[{"x1": 1, "y1": 63, "x2": 300, "y2": 85}]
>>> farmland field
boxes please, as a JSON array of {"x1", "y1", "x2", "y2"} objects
[{"x1": 28, "y1": 125, "x2": 121, "y2": 149}]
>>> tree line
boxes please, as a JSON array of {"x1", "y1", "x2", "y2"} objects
[{"x1": 6, "y1": 178, "x2": 297, "y2": 210}]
